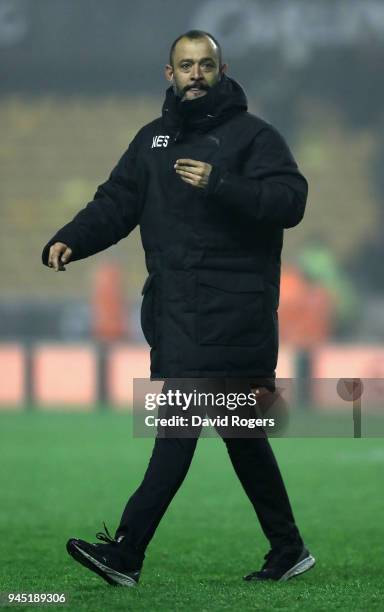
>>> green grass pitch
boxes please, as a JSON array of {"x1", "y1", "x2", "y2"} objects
[{"x1": 0, "y1": 411, "x2": 383, "y2": 611}]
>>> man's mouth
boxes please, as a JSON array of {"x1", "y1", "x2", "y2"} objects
[{"x1": 184, "y1": 85, "x2": 208, "y2": 98}]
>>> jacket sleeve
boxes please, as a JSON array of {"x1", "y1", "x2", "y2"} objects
[
  {"x1": 41, "y1": 135, "x2": 142, "y2": 266},
  {"x1": 206, "y1": 125, "x2": 308, "y2": 229}
]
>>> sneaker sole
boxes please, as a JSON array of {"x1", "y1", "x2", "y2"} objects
[
  {"x1": 66, "y1": 540, "x2": 138, "y2": 587},
  {"x1": 278, "y1": 554, "x2": 316, "y2": 582}
]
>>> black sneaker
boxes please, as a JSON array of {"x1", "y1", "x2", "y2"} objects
[
  {"x1": 243, "y1": 546, "x2": 315, "y2": 582},
  {"x1": 66, "y1": 523, "x2": 142, "y2": 587}
]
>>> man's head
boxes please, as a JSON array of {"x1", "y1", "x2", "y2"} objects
[{"x1": 165, "y1": 30, "x2": 227, "y2": 101}]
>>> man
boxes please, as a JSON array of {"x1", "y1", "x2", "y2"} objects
[{"x1": 42, "y1": 30, "x2": 315, "y2": 587}]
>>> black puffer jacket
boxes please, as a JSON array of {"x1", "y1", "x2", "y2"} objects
[{"x1": 42, "y1": 75, "x2": 308, "y2": 388}]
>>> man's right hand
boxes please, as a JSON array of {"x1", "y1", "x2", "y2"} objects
[{"x1": 47, "y1": 242, "x2": 73, "y2": 271}]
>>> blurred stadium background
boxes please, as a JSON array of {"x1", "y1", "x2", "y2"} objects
[
  {"x1": 1, "y1": 0, "x2": 384, "y2": 410},
  {"x1": 1, "y1": 2, "x2": 384, "y2": 608}
]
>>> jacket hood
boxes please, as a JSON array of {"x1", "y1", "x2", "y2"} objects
[{"x1": 162, "y1": 74, "x2": 248, "y2": 139}]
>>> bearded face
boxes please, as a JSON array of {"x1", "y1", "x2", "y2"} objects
[{"x1": 166, "y1": 36, "x2": 224, "y2": 101}]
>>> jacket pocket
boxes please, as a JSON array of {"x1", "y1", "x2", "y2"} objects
[
  {"x1": 197, "y1": 271, "x2": 265, "y2": 346},
  {"x1": 140, "y1": 272, "x2": 156, "y2": 347}
]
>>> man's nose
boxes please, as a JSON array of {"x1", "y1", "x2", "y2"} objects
[{"x1": 191, "y1": 63, "x2": 203, "y2": 80}]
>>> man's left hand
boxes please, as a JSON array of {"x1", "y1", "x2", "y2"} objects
[{"x1": 174, "y1": 159, "x2": 212, "y2": 189}]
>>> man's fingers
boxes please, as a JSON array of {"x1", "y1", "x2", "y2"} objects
[
  {"x1": 176, "y1": 166, "x2": 203, "y2": 176},
  {"x1": 49, "y1": 249, "x2": 60, "y2": 271},
  {"x1": 61, "y1": 247, "x2": 72, "y2": 263},
  {"x1": 176, "y1": 169, "x2": 200, "y2": 180},
  {"x1": 180, "y1": 176, "x2": 195, "y2": 185},
  {"x1": 48, "y1": 243, "x2": 70, "y2": 271},
  {"x1": 175, "y1": 159, "x2": 201, "y2": 167}
]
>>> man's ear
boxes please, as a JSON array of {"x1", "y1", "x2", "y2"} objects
[
  {"x1": 164, "y1": 64, "x2": 174, "y2": 82},
  {"x1": 220, "y1": 63, "x2": 228, "y2": 76}
]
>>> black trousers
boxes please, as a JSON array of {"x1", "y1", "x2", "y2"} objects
[{"x1": 115, "y1": 378, "x2": 303, "y2": 569}]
